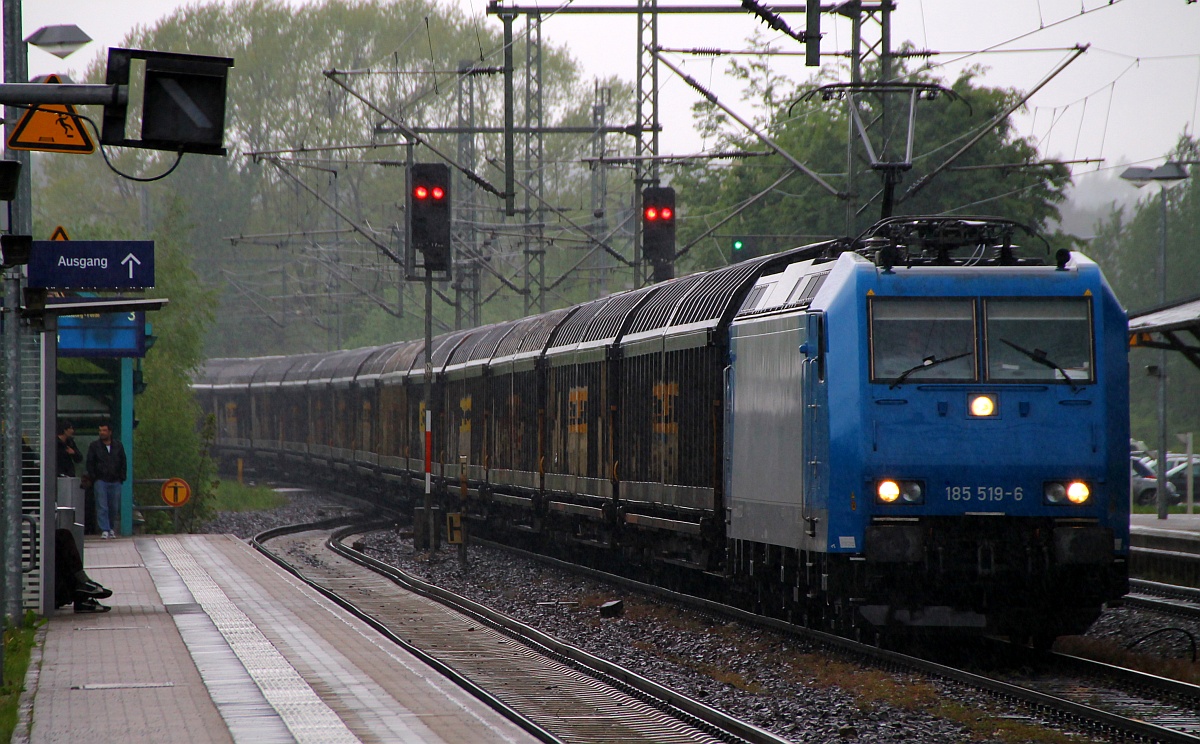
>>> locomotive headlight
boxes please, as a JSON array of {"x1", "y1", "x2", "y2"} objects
[
  {"x1": 1043, "y1": 482, "x2": 1067, "y2": 504},
  {"x1": 1043, "y1": 480, "x2": 1090, "y2": 505},
  {"x1": 969, "y1": 394, "x2": 997, "y2": 417},
  {"x1": 899, "y1": 481, "x2": 924, "y2": 504},
  {"x1": 1066, "y1": 481, "x2": 1090, "y2": 504},
  {"x1": 877, "y1": 479, "x2": 924, "y2": 505}
]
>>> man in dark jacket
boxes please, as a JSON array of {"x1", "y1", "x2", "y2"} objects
[
  {"x1": 56, "y1": 421, "x2": 82, "y2": 477},
  {"x1": 86, "y1": 423, "x2": 126, "y2": 539}
]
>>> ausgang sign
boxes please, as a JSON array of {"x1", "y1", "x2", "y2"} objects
[{"x1": 27, "y1": 240, "x2": 154, "y2": 289}]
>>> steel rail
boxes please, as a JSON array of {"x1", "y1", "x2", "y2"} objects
[
  {"x1": 324, "y1": 523, "x2": 790, "y2": 744},
  {"x1": 1126, "y1": 579, "x2": 1200, "y2": 622},
  {"x1": 250, "y1": 518, "x2": 567, "y2": 744},
  {"x1": 1048, "y1": 648, "x2": 1200, "y2": 705},
  {"x1": 1131, "y1": 578, "x2": 1200, "y2": 603},
  {"x1": 237, "y1": 478, "x2": 1200, "y2": 743},
  {"x1": 464, "y1": 537, "x2": 1200, "y2": 743}
]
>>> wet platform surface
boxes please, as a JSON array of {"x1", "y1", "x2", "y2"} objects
[{"x1": 17, "y1": 534, "x2": 538, "y2": 744}]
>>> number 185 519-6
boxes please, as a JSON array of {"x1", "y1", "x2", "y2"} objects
[{"x1": 945, "y1": 486, "x2": 1023, "y2": 502}]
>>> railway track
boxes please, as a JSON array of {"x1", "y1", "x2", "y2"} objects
[
  {"x1": 1130, "y1": 528, "x2": 1200, "y2": 588},
  {"x1": 252, "y1": 519, "x2": 793, "y2": 744},
  {"x1": 458, "y1": 535, "x2": 1200, "y2": 743},
  {"x1": 1126, "y1": 579, "x2": 1200, "y2": 624},
  {"x1": 244, "y1": 502, "x2": 1200, "y2": 743}
]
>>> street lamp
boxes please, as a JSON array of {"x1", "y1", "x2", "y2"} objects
[
  {"x1": 1120, "y1": 161, "x2": 1191, "y2": 520},
  {"x1": 24, "y1": 24, "x2": 91, "y2": 60}
]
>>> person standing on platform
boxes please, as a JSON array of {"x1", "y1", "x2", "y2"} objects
[
  {"x1": 86, "y1": 422, "x2": 126, "y2": 539},
  {"x1": 54, "y1": 529, "x2": 112, "y2": 613},
  {"x1": 56, "y1": 420, "x2": 82, "y2": 477}
]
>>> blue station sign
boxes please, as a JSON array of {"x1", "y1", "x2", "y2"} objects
[
  {"x1": 57, "y1": 311, "x2": 146, "y2": 358},
  {"x1": 27, "y1": 240, "x2": 155, "y2": 289}
]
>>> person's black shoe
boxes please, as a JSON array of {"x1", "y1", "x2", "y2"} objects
[
  {"x1": 75, "y1": 581, "x2": 112, "y2": 600},
  {"x1": 74, "y1": 597, "x2": 110, "y2": 614}
]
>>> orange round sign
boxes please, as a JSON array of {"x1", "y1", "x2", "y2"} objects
[{"x1": 161, "y1": 478, "x2": 192, "y2": 507}]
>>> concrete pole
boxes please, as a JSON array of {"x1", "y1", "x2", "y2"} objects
[
  {"x1": 424, "y1": 273, "x2": 435, "y2": 552},
  {"x1": 1185, "y1": 432, "x2": 1194, "y2": 515},
  {"x1": 3, "y1": 0, "x2": 32, "y2": 627},
  {"x1": 1156, "y1": 186, "x2": 1169, "y2": 520},
  {"x1": 2, "y1": 272, "x2": 20, "y2": 625}
]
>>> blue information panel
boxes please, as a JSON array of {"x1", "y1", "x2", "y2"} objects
[
  {"x1": 57, "y1": 311, "x2": 146, "y2": 358},
  {"x1": 27, "y1": 240, "x2": 155, "y2": 289}
]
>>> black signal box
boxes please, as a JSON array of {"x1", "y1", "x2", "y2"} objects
[
  {"x1": 410, "y1": 163, "x2": 452, "y2": 272},
  {"x1": 641, "y1": 186, "x2": 676, "y2": 282}
]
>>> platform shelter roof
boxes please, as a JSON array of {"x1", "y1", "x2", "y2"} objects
[{"x1": 1129, "y1": 293, "x2": 1200, "y2": 370}]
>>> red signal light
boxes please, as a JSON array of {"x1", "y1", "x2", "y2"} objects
[
  {"x1": 414, "y1": 185, "x2": 429, "y2": 200},
  {"x1": 644, "y1": 207, "x2": 659, "y2": 221},
  {"x1": 660, "y1": 207, "x2": 673, "y2": 220},
  {"x1": 431, "y1": 186, "x2": 445, "y2": 200}
]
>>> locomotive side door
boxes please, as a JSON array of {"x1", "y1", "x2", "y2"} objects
[{"x1": 800, "y1": 311, "x2": 827, "y2": 540}]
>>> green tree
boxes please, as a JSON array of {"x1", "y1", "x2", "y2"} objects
[{"x1": 128, "y1": 201, "x2": 220, "y2": 530}]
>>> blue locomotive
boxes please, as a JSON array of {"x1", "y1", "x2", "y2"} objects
[{"x1": 195, "y1": 216, "x2": 1129, "y2": 643}]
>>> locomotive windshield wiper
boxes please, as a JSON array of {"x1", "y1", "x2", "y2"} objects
[
  {"x1": 888, "y1": 351, "x2": 972, "y2": 389},
  {"x1": 999, "y1": 338, "x2": 1082, "y2": 392}
]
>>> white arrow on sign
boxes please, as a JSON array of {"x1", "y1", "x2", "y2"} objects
[{"x1": 121, "y1": 253, "x2": 142, "y2": 279}]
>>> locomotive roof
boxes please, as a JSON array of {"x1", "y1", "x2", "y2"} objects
[{"x1": 735, "y1": 258, "x2": 837, "y2": 319}]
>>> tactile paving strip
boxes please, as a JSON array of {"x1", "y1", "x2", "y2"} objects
[{"x1": 156, "y1": 537, "x2": 362, "y2": 744}]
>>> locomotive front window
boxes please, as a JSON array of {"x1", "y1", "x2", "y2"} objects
[
  {"x1": 870, "y1": 299, "x2": 977, "y2": 384},
  {"x1": 984, "y1": 298, "x2": 1094, "y2": 383}
]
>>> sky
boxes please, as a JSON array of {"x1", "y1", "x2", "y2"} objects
[{"x1": 14, "y1": 0, "x2": 1200, "y2": 200}]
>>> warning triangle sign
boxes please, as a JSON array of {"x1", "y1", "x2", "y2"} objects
[
  {"x1": 50, "y1": 226, "x2": 70, "y2": 241},
  {"x1": 7, "y1": 75, "x2": 96, "y2": 155}
]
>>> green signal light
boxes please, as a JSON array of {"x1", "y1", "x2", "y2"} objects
[{"x1": 733, "y1": 239, "x2": 744, "y2": 251}]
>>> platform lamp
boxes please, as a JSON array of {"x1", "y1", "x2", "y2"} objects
[
  {"x1": 24, "y1": 25, "x2": 92, "y2": 59},
  {"x1": 1120, "y1": 162, "x2": 1191, "y2": 520}
]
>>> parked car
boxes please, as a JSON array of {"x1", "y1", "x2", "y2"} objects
[
  {"x1": 1166, "y1": 457, "x2": 1200, "y2": 500},
  {"x1": 1131, "y1": 457, "x2": 1181, "y2": 506}
]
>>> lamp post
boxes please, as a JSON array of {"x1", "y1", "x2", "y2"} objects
[
  {"x1": 1120, "y1": 162, "x2": 1190, "y2": 520},
  {"x1": 2, "y1": 6, "x2": 93, "y2": 624},
  {"x1": 3, "y1": 0, "x2": 34, "y2": 628}
]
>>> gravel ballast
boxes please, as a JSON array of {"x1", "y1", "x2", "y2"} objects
[{"x1": 200, "y1": 488, "x2": 1198, "y2": 743}]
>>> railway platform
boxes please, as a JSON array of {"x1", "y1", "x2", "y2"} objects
[
  {"x1": 16, "y1": 534, "x2": 539, "y2": 744},
  {"x1": 1130, "y1": 513, "x2": 1200, "y2": 588},
  {"x1": 1131, "y1": 512, "x2": 1200, "y2": 533}
]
